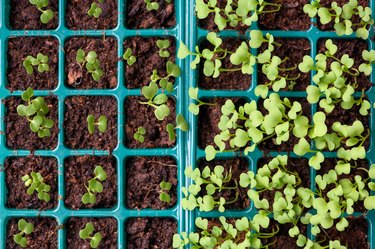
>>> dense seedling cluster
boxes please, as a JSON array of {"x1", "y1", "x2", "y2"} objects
[
  {"x1": 76, "y1": 49, "x2": 104, "y2": 82},
  {"x1": 13, "y1": 219, "x2": 34, "y2": 248},
  {"x1": 22, "y1": 171, "x2": 51, "y2": 202},
  {"x1": 88, "y1": 0, "x2": 104, "y2": 18},
  {"x1": 79, "y1": 222, "x2": 102, "y2": 248},
  {"x1": 23, "y1": 53, "x2": 50, "y2": 74},
  {"x1": 81, "y1": 166, "x2": 107, "y2": 205},
  {"x1": 29, "y1": 0, "x2": 54, "y2": 24}
]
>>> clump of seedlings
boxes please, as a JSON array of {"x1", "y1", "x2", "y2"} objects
[
  {"x1": 87, "y1": 115, "x2": 108, "y2": 134},
  {"x1": 13, "y1": 219, "x2": 34, "y2": 248},
  {"x1": 16, "y1": 87, "x2": 54, "y2": 138},
  {"x1": 82, "y1": 165, "x2": 107, "y2": 205},
  {"x1": 88, "y1": 0, "x2": 104, "y2": 18},
  {"x1": 76, "y1": 49, "x2": 104, "y2": 82},
  {"x1": 23, "y1": 53, "x2": 50, "y2": 74},
  {"x1": 123, "y1": 48, "x2": 137, "y2": 66},
  {"x1": 144, "y1": 0, "x2": 172, "y2": 11},
  {"x1": 79, "y1": 222, "x2": 102, "y2": 248},
  {"x1": 29, "y1": 0, "x2": 54, "y2": 24},
  {"x1": 159, "y1": 181, "x2": 172, "y2": 203},
  {"x1": 22, "y1": 171, "x2": 51, "y2": 202}
]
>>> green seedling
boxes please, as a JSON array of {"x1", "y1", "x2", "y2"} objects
[
  {"x1": 166, "y1": 114, "x2": 189, "y2": 141},
  {"x1": 16, "y1": 87, "x2": 54, "y2": 138},
  {"x1": 88, "y1": 0, "x2": 104, "y2": 18},
  {"x1": 87, "y1": 115, "x2": 108, "y2": 134},
  {"x1": 144, "y1": 0, "x2": 159, "y2": 11},
  {"x1": 134, "y1": 126, "x2": 146, "y2": 143},
  {"x1": 188, "y1": 87, "x2": 216, "y2": 115},
  {"x1": 13, "y1": 219, "x2": 34, "y2": 248},
  {"x1": 359, "y1": 49, "x2": 375, "y2": 76},
  {"x1": 76, "y1": 49, "x2": 104, "y2": 82},
  {"x1": 82, "y1": 165, "x2": 107, "y2": 205},
  {"x1": 29, "y1": 0, "x2": 54, "y2": 24},
  {"x1": 79, "y1": 222, "x2": 102, "y2": 248},
  {"x1": 159, "y1": 181, "x2": 172, "y2": 203},
  {"x1": 22, "y1": 172, "x2": 51, "y2": 202},
  {"x1": 157, "y1": 39, "x2": 171, "y2": 58},
  {"x1": 23, "y1": 53, "x2": 50, "y2": 74},
  {"x1": 123, "y1": 48, "x2": 137, "y2": 66}
]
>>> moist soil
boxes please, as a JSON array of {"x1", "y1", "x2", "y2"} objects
[
  {"x1": 9, "y1": 0, "x2": 58, "y2": 30},
  {"x1": 126, "y1": 0, "x2": 176, "y2": 29},
  {"x1": 126, "y1": 156, "x2": 177, "y2": 210},
  {"x1": 316, "y1": 217, "x2": 369, "y2": 249},
  {"x1": 5, "y1": 96, "x2": 59, "y2": 151},
  {"x1": 125, "y1": 96, "x2": 176, "y2": 148},
  {"x1": 124, "y1": 37, "x2": 176, "y2": 89},
  {"x1": 64, "y1": 96, "x2": 118, "y2": 151},
  {"x1": 7, "y1": 37, "x2": 58, "y2": 91},
  {"x1": 261, "y1": 221, "x2": 307, "y2": 249},
  {"x1": 258, "y1": 38, "x2": 311, "y2": 91},
  {"x1": 258, "y1": 0, "x2": 311, "y2": 31},
  {"x1": 6, "y1": 217, "x2": 58, "y2": 249},
  {"x1": 66, "y1": 0, "x2": 118, "y2": 30},
  {"x1": 65, "y1": 37, "x2": 118, "y2": 89},
  {"x1": 198, "y1": 158, "x2": 250, "y2": 210},
  {"x1": 199, "y1": 39, "x2": 251, "y2": 90},
  {"x1": 5, "y1": 156, "x2": 58, "y2": 210},
  {"x1": 64, "y1": 156, "x2": 117, "y2": 210},
  {"x1": 66, "y1": 217, "x2": 117, "y2": 249},
  {"x1": 126, "y1": 218, "x2": 177, "y2": 249}
]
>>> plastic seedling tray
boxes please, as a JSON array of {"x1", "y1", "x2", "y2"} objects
[{"x1": 0, "y1": 0, "x2": 374, "y2": 248}]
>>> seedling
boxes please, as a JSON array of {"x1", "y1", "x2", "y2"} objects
[
  {"x1": 76, "y1": 49, "x2": 104, "y2": 82},
  {"x1": 82, "y1": 165, "x2": 107, "y2": 205},
  {"x1": 22, "y1": 172, "x2": 51, "y2": 202},
  {"x1": 23, "y1": 53, "x2": 50, "y2": 74},
  {"x1": 166, "y1": 114, "x2": 189, "y2": 142},
  {"x1": 159, "y1": 181, "x2": 172, "y2": 203},
  {"x1": 144, "y1": 0, "x2": 159, "y2": 11},
  {"x1": 123, "y1": 48, "x2": 137, "y2": 66},
  {"x1": 157, "y1": 39, "x2": 171, "y2": 58},
  {"x1": 134, "y1": 126, "x2": 146, "y2": 143},
  {"x1": 188, "y1": 87, "x2": 216, "y2": 115},
  {"x1": 16, "y1": 87, "x2": 54, "y2": 138},
  {"x1": 87, "y1": 115, "x2": 108, "y2": 134},
  {"x1": 13, "y1": 219, "x2": 34, "y2": 248},
  {"x1": 88, "y1": 0, "x2": 104, "y2": 18},
  {"x1": 79, "y1": 222, "x2": 102, "y2": 248},
  {"x1": 29, "y1": 0, "x2": 54, "y2": 24},
  {"x1": 359, "y1": 49, "x2": 375, "y2": 76}
]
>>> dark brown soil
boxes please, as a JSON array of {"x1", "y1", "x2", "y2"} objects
[
  {"x1": 66, "y1": 217, "x2": 117, "y2": 249},
  {"x1": 6, "y1": 217, "x2": 58, "y2": 248},
  {"x1": 258, "y1": 39, "x2": 311, "y2": 91},
  {"x1": 65, "y1": 37, "x2": 118, "y2": 89},
  {"x1": 66, "y1": 0, "x2": 118, "y2": 30},
  {"x1": 5, "y1": 156, "x2": 58, "y2": 210},
  {"x1": 5, "y1": 96, "x2": 59, "y2": 150},
  {"x1": 199, "y1": 39, "x2": 251, "y2": 90},
  {"x1": 318, "y1": 39, "x2": 371, "y2": 91},
  {"x1": 261, "y1": 221, "x2": 307, "y2": 249},
  {"x1": 9, "y1": 0, "x2": 58, "y2": 30},
  {"x1": 7, "y1": 37, "x2": 58, "y2": 91},
  {"x1": 126, "y1": 0, "x2": 176, "y2": 29},
  {"x1": 64, "y1": 96, "x2": 118, "y2": 151},
  {"x1": 316, "y1": 217, "x2": 369, "y2": 249},
  {"x1": 125, "y1": 96, "x2": 176, "y2": 148},
  {"x1": 126, "y1": 218, "x2": 176, "y2": 249},
  {"x1": 258, "y1": 0, "x2": 311, "y2": 30},
  {"x1": 124, "y1": 37, "x2": 176, "y2": 89},
  {"x1": 198, "y1": 158, "x2": 250, "y2": 210},
  {"x1": 64, "y1": 156, "x2": 117, "y2": 210},
  {"x1": 126, "y1": 157, "x2": 177, "y2": 210}
]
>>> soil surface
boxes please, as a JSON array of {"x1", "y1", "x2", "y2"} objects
[
  {"x1": 7, "y1": 37, "x2": 58, "y2": 91},
  {"x1": 261, "y1": 221, "x2": 307, "y2": 249},
  {"x1": 66, "y1": 0, "x2": 118, "y2": 30},
  {"x1": 124, "y1": 37, "x2": 176, "y2": 89},
  {"x1": 64, "y1": 96, "x2": 118, "y2": 151},
  {"x1": 258, "y1": 38, "x2": 311, "y2": 91},
  {"x1": 126, "y1": 218, "x2": 176, "y2": 249},
  {"x1": 65, "y1": 37, "x2": 118, "y2": 89},
  {"x1": 198, "y1": 158, "x2": 250, "y2": 210},
  {"x1": 5, "y1": 156, "x2": 58, "y2": 210},
  {"x1": 126, "y1": 156, "x2": 177, "y2": 209},
  {"x1": 5, "y1": 96, "x2": 59, "y2": 150},
  {"x1": 9, "y1": 0, "x2": 58, "y2": 30},
  {"x1": 258, "y1": 0, "x2": 311, "y2": 30},
  {"x1": 199, "y1": 39, "x2": 251, "y2": 90},
  {"x1": 126, "y1": 0, "x2": 176, "y2": 29},
  {"x1": 64, "y1": 156, "x2": 117, "y2": 210},
  {"x1": 125, "y1": 96, "x2": 176, "y2": 148},
  {"x1": 66, "y1": 217, "x2": 117, "y2": 249},
  {"x1": 6, "y1": 217, "x2": 58, "y2": 248}
]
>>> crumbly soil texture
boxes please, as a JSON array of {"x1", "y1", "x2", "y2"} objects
[
  {"x1": 9, "y1": 0, "x2": 58, "y2": 30},
  {"x1": 65, "y1": 37, "x2": 118, "y2": 89},
  {"x1": 5, "y1": 96, "x2": 59, "y2": 150},
  {"x1": 66, "y1": 0, "x2": 118, "y2": 30},
  {"x1": 124, "y1": 37, "x2": 176, "y2": 89},
  {"x1": 126, "y1": 0, "x2": 176, "y2": 29},
  {"x1": 66, "y1": 217, "x2": 118, "y2": 249},
  {"x1": 126, "y1": 156, "x2": 177, "y2": 209},
  {"x1": 5, "y1": 156, "x2": 58, "y2": 210},
  {"x1": 64, "y1": 96, "x2": 118, "y2": 151},
  {"x1": 64, "y1": 156, "x2": 117, "y2": 210},
  {"x1": 261, "y1": 221, "x2": 307, "y2": 249},
  {"x1": 7, "y1": 37, "x2": 58, "y2": 91},
  {"x1": 6, "y1": 217, "x2": 58, "y2": 249},
  {"x1": 126, "y1": 218, "x2": 177, "y2": 249},
  {"x1": 125, "y1": 96, "x2": 176, "y2": 148}
]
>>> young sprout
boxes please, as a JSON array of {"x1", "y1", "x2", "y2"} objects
[
  {"x1": 144, "y1": 0, "x2": 159, "y2": 11},
  {"x1": 359, "y1": 49, "x2": 375, "y2": 76},
  {"x1": 79, "y1": 222, "x2": 102, "y2": 248},
  {"x1": 87, "y1": 115, "x2": 108, "y2": 134},
  {"x1": 88, "y1": 0, "x2": 104, "y2": 18},
  {"x1": 188, "y1": 87, "x2": 216, "y2": 115},
  {"x1": 23, "y1": 53, "x2": 50, "y2": 74},
  {"x1": 156, "y1": 39, "x2": 171, "y2": 58},
  {"x1": 82, "y1": 165, "x2": 107, "y2": 205},
  {"x1": 13, "y1": 219, "x2": 34, "y2": 248},
  {"x1": 166, "y1": 114, "x2": 189, "y2": 141},
  {"x1": 16, "y1": 87, "x2": 54, "y2": 138},
  {"x1": 123, "y1": 48, "x2": 137, "y2": 66},
  {"x1": 159, "y1": 180, "x2": 172, "y2": 203},
  {"x1": 76, "y1": 49, "x2": 104, "y2": 82},
  {"x1": 29, "y1": 0, "x2": 54, "y2": 24},
  {"x1": 22, "y1": 172, "x2": 51, "y2": 202},
  {"x1": 134, "y1": 126, "x2": 146, "y2": 143}
]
